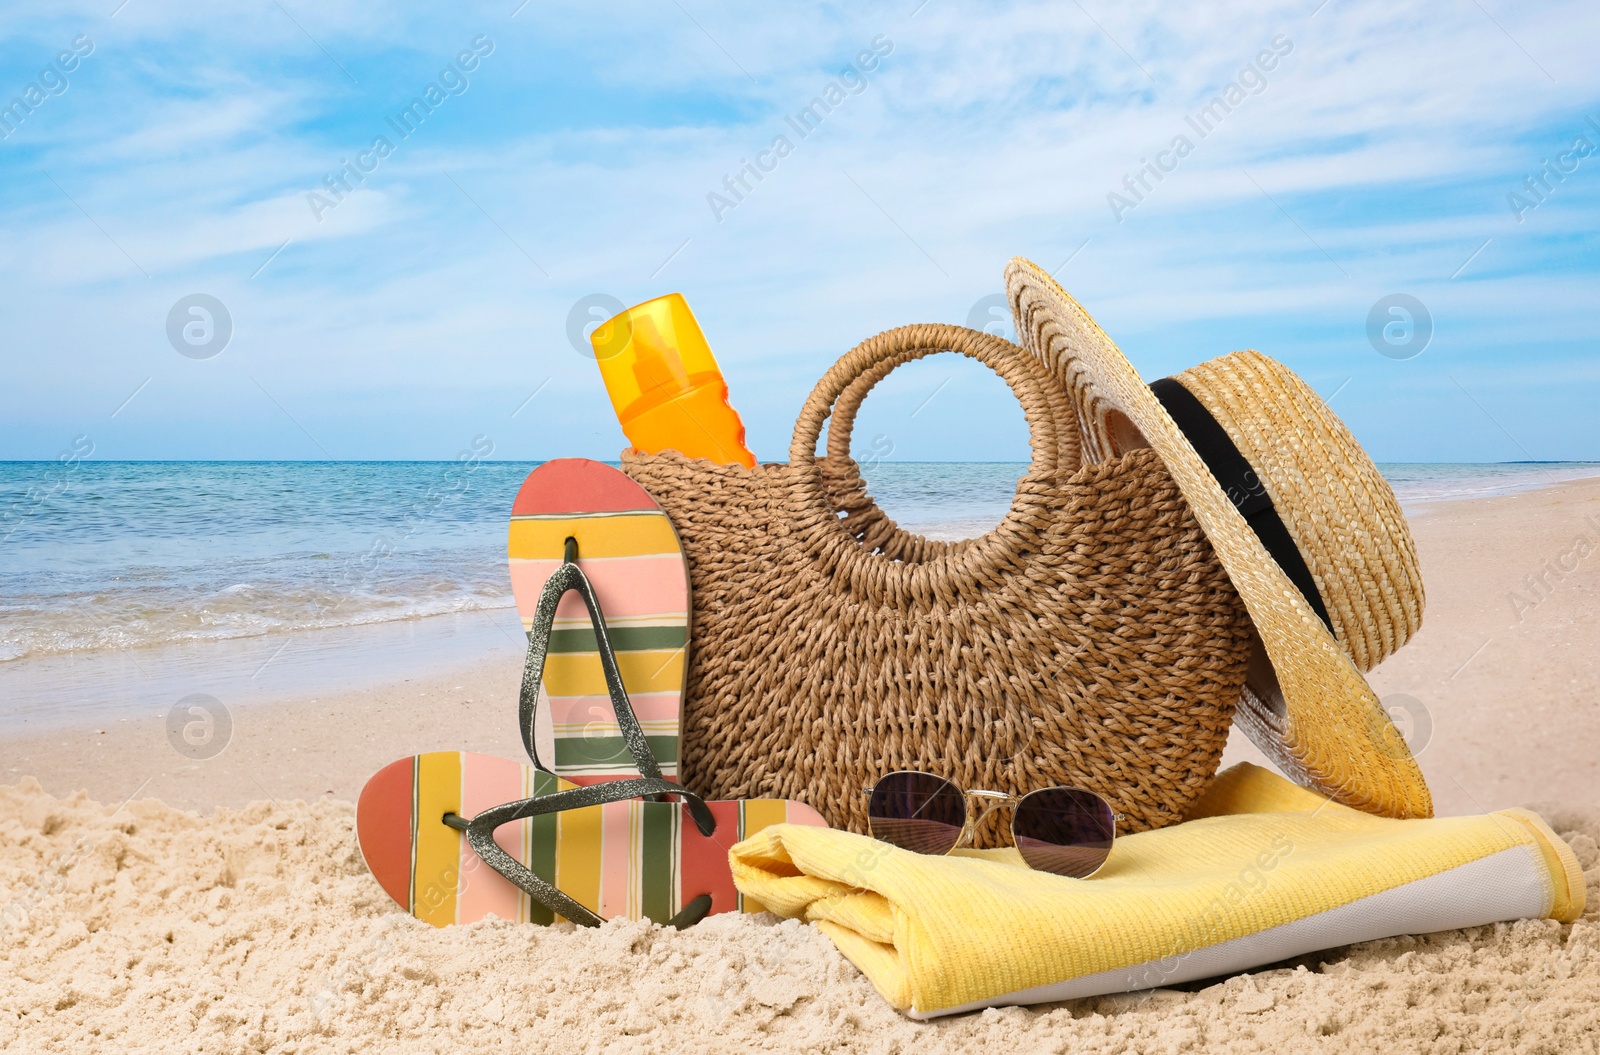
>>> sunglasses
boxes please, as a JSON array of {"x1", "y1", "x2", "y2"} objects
[{"x1": 865, "y1": 770, "x2": 1121, "y2": 878}]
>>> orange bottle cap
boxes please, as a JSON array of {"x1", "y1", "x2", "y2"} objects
[{"x1": 592, "y1": 293, "x2": 720, "y2": 417}]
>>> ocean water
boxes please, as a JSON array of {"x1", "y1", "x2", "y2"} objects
[{"x1": 1, "y1": 459, "x2": 1596, "y2": 664}]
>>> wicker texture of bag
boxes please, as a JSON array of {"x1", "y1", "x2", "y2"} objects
[{"x1": 622, "y1": 324, "x2": 1254, "y2": 837}]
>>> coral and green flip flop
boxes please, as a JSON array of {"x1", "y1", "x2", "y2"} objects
[
  {"x1": 357, "y1": 750, "x2": 819, "y2": 927},
  {"x1": 506, "y1": 457, "x2": 690, "y2": 785},
  {"x1": 356, "y1": 459, "x2": 826, "y2": 927}
]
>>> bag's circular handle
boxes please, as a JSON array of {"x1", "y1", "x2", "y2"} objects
[
  {"x1": 787, "y1": 324, "x2": 1081, "y2": 593},
  {"x1": 790, "y1": 323, "x2": 1074, "y2": 469},
  {"x1": 822, "y1": 340, "x2": 1081, "y2": 472}
]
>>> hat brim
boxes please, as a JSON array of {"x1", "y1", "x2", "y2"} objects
[{"x1": 1006, "y1": 258, "x2": 1431, "y2": 819}]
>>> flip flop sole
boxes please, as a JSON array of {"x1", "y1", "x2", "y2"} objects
[
  {"x1": 509, "y1": 459, "x2": 689, "y2": 784},
  {"x1": 357, "y1": 751, "x2": 826, "y2": 927}
]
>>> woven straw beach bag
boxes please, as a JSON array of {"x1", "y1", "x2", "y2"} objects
[{"x1": 622, "y1": 323, "x2": 1255, "y2": 836}]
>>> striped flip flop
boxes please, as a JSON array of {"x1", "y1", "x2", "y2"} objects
[
  {"x1": 356, "y1": 459, "x2": 826, "y2": 927},
  {"x1": 357, "y1": 751, "x2": 821, "y2": 927},
  {"x1": 506, "y1": 458, "x2": 688, "y2": 784}
]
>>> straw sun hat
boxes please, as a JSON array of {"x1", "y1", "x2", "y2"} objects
[{"x1": 1005, "y1": 257, "x2": 1431, "y2": 819}]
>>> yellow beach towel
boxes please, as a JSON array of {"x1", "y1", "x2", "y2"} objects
[{"x1": 729, "y1": 764, "x2": 1584, "y2": 1018}]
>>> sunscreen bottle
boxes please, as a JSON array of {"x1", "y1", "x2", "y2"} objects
[{"x1": 590, "y1": 293, "x2": 757, "y2": 468}]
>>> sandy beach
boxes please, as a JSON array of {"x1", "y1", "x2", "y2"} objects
[{"x1": 3, "y1": 475, "x2": 1599, "y2": 1051}]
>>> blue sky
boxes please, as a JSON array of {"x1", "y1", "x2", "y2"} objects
[{"x1": 1, "y1": 0, "x2": 1596, "y2": 463}]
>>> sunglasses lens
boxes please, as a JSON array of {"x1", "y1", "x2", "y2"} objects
[
  {"x1": 867, "y1": 772, "x2": 965, "y2": 855},
  {"x1": 1012, "y1": 787, "x2": 1115, "y2": 878}
]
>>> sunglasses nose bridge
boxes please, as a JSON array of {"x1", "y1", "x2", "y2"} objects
[{"x1": 962, "y1": 788, "x2": 1015, "y2": 838}]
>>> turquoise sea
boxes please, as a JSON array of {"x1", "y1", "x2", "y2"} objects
[{"x1": 2, "y1": 459, "x2": 1597, "y2": 664}]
